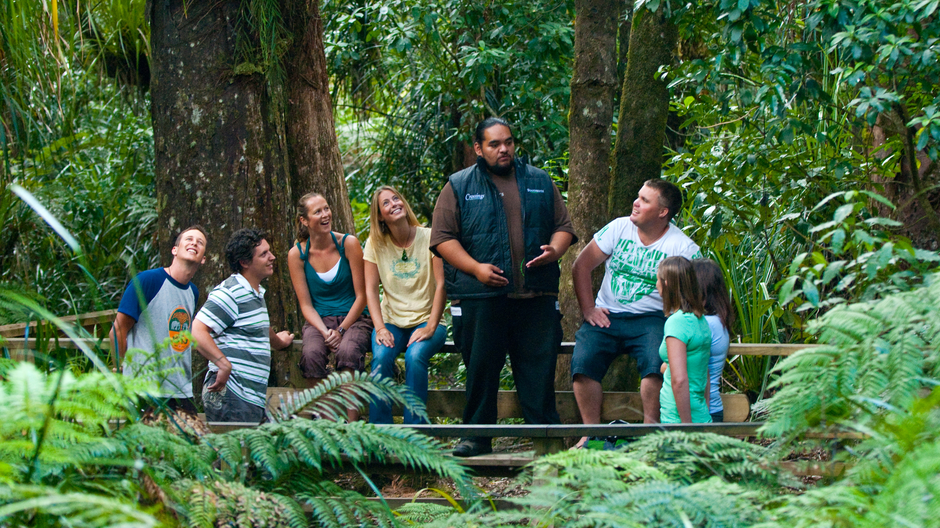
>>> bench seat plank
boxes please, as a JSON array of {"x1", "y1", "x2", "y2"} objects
[{"x1": 266, "y1": 387, "x2": 751, "y2": 423}]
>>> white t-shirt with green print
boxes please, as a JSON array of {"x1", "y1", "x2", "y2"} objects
[{"x1": 593, "y1": 217, "x2": 701, "y2": 314}]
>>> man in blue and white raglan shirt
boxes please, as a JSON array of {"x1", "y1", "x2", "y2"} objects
[
  {"x1": 192, "y1": 228, "x2": 294, "y2": 423},
  {"x1": 111, "y1": 225, "x2": 208, "y2": 414},
  {"x1": 570, "y1": 179, "x2": 701, "y2": 448}
]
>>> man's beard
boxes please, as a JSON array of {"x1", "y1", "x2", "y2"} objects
[{"x1": 477, "y1": 155, "x2": 514, "y2": 177}]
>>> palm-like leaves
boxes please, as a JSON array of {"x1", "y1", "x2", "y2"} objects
[
  {"x1": 762, "y1": 275, "x2": 940, "y2": 440},
  {"x1": 269, "y1": 370, "x2": 427, "y2": 423}
]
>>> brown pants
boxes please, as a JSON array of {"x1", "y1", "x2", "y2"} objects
[{"x1": 298, "y1": 314, "x2": 373, "y2": 378}]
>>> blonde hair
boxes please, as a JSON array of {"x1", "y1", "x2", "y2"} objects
[
  {"x1": 368, "y1": 185, "x2": 420, "y2": 246},
  {"x1": 295, "y1": 191, "x2": 326, "y2": 243},
  {"x1": 658, "y1": 256, "x2": 704, "y2": 317}
]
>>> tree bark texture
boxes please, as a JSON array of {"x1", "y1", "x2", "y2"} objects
[
  {"x1": 616, "y1": 0, "x2": 634, "y2": 100},
  {"x1": 151, "y1": 0, "x2": 348, "y2": 395},
  {"x1": 555, "y1": 0, "x2": 619, "y2": 393},
  {"x1": 284, "y1": 0, "x2": 354, "y2": 236},
  {"x1": 609, "y1": 6, "x2": 677, "y2": 219}
]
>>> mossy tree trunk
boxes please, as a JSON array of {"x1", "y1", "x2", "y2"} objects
[
  {"x1": 609, "y1": 5, "x2": 677, "y2": 218},
  {"x1": 555, "y1": 0, "x2": 619, "y2": 393},
  {"x1": 150, "y1": 0, "x2": 350, "y2": 396},
  {"x1": 615, "y1": 0, "x2": 634, "y2": 108}
]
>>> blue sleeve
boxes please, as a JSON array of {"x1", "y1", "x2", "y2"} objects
[
  {"x1": 191, "y1": 283, "x2": 200, "y2": 307},
  {"x1": 116, "y1": 269, "x2": 166, "y2": 322}
]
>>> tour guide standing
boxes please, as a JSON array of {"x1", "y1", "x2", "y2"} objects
[
  {"x1": 111, "y1": 226, "x2": 208, "y2": 414},
  {"x1": 192, "y1": 228, "x2": 295, "y2": 423},
  {"x1": 430, "y1": 117, "x2": 576, "y2": 457}
]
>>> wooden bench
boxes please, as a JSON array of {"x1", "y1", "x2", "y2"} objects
[
  {"x1": 0, "y1": 309, "x2": 117, "y2": 338},
  {"x1": 4, "y1": 338, "x2": 805, "y2": 428},
  {"x1": 5, "y1": 332, "x2": 823, "y2": 475},
  {"x1": 4, "y1": 337, "x2": 809, "y2": 428}
]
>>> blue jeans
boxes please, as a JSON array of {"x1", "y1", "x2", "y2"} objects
[{"x1": 369, "y1": 322, "x2": 447, "y2": 424}]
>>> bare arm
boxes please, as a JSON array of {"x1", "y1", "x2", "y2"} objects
[
  {"x1": 191, "y1": 319, "x2": 233, "y2": 392},
  {"x1": 525, "y1": 231, "x2": 574, "y2": 268},
  {"x1": 365, "y1": 260, "x2": 393, "y2": 347},
  {"x1": 109, "y1": 312, "x2": 136, "y2": 363},
  {"x1": 572, "y1": 240, "x2": 611, "y2": 327},
  {"x1": 435, "y1": 239, "x2": 509, "y2": 287},
  {"x1": 288, "y1": 244, "x2": 340, "y2": 349},
  {"x1": 409, "y1": 256, "x2": 447, "y2": 345},
  {"x1": 666, "y1": 336, "x2": 692, "y2": 423},
  {"x1": 339, "y1": 235, "x2": 368, "y2": 332}
]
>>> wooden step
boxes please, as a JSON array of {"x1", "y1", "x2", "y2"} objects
[{"x1": 266, "y1": 387, "x2": 752, "y2": 423}]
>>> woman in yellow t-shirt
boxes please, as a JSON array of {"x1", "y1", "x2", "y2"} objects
[{"x1": 364, "y1": 186, "x2": 447, "y2": 424}]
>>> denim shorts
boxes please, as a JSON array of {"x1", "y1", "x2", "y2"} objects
[{"x1": 571, "y1": 311, "x2": 667, "y2": 382}]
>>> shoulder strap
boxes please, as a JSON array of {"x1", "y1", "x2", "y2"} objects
[
  {"x1": 297, "y1": 239, "x2": 311, "y2": 260},
  {"x1": 330, "y1": 231, "x2": 345, "y2": 256}
]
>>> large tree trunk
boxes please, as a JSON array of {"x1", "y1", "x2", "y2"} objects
[
  {"x1": 555, "y1": 0, "x2": 619, "y2": 395},
  {"x1": 609, "y1": 5, "x2": 677, "y2": 218},
  {"x1": 285, "y1": 0, "x2": 354, "y2": 236},
  {"x1": 616, "y1": 0, "x2": 634, "y2": 107},
  {"x1": 151, "y1": 0, "x2": 348, "y2": 397}
]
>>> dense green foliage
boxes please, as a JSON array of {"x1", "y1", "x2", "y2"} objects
[
  {"x1": 0, "y1": 0, "x2": 156, "y2": 322},
  {"x1": 323, "y1": 0, "x2": 574, "y2": 224},
  {"x1": 0, "y1": 358, "x2": 472, "y2": 527},
  {"x1": 4, "y1": 0, "x2": 940, "y2": 523}
]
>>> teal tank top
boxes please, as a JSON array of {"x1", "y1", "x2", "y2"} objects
[{"x1": 298, "y1": 232, "x2": 363, "y2": 317}]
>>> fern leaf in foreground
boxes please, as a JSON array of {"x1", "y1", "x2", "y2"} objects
[
  {"x1": 270, "y1": 370, "x2": 427, "y2": 423},
  {"x1": 0, "y1": 484, "x2": 160, "y2": 528},
  {"x1": 762, "y1": 275, "x2": 940, "y2": 440}
]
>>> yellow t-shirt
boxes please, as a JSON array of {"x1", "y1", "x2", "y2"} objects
[{"x1": 363, "y1": 226, "x2": 438, "y2": 328}]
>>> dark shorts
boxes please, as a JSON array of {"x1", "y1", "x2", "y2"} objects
[
  {"x1": 571, "y1": 311, "x2": 667, "y2": 382},
  {"x1": 298, "y1": 314, "x2": 373, "y2": 379},
  {"x1": 203, "y1": 371, "x2": 266, "y2": 423}
]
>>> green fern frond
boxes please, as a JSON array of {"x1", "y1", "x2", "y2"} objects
[
  {"x1": 622, "y1": 431, "x2": 789, "y2": 488},
  {"x1": 763, "y1": 275, "x2": 940, "y2": 440},
  {"x1": 271, "y1": 370, "x2": 427, "y2": 423},
  {"x1": 0, "y1": 484, "x2": 160, "y2": 527},
  {"x1": 395, "y1": 502, "x2": 460, "y2": 523},
  {"x1": 178, "y1": 479, "x2": 304, "y2": 528}
]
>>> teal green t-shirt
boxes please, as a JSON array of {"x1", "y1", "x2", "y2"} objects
[{"x1": 659, "y1": 310, "x2": 713, "y2": 423}]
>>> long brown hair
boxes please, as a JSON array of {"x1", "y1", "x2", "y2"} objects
[
  {"x1": 692, "y1": 258, "x2": 734, "y2": 332},
  {"x1": 368, "y1": 185, "x2": 420, "y2": 247},
  {"x1": 658, "y1": 256, "x2": 704, "y2": 317},
  {"x1": 295, "y1": 191, "x2": 325, "y2": 243}
]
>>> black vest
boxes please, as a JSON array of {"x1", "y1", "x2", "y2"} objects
[{"x1": 444, "y1": 158, "x2": 560, "y2": 299}]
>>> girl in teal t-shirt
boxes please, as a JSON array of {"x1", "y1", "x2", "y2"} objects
[{"x1": 657, "y1": 256, "x2": 712, "y2": 423}]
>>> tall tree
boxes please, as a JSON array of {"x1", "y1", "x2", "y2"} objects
[
  {"x1": 555, "y1": 0, "x2": 619, "y2": 391},
  {"x1": 609, "y1": 5, "x2": 677, "y2": 218},
  {"x1": 150, "y1": 0, "x2": 351, "y2": 392}
]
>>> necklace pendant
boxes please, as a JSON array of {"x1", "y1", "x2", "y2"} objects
[{"x1": 401, "y1": 249, "x2": 408, "y2": 261}]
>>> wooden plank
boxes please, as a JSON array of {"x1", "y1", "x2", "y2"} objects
[
  {"x1": 0, "y1": 309, "x2": 117, "y2": 337},
  {"x1": 4, "y1": 337, "x2": 813, "y2": 358},
  {"x1": 264, "y1": 387, "x2": 750, "y2": 423},
  {"x1": 392, "y1": 422, "x2": 763, "y2": 438}
]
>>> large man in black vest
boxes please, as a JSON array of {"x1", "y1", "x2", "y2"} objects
[{"x1": 430, "y1": 118, "x2": 576, "y2": 457}]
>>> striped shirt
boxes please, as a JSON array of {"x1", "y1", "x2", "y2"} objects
[{"x1": 195, "y1": 274, "x2": 271, "y2": 408}]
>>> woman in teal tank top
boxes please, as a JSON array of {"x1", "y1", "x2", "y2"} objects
[
  {"x1": 288, "y1": 192, "x2": 373, "y2": 421},
  {"x1": 656, "y1": 256, "x2": 712, "y2": 424}
]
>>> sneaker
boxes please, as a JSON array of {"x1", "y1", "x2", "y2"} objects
[{"x1": 452, "y1": 438, "x2": 493, "y2": 457}]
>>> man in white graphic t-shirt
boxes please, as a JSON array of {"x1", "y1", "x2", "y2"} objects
[{"x1": 570, "y1": 179, "x2": 700, "y2": 447}]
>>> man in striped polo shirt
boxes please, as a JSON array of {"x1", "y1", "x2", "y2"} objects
[{"x1": 192, "y1": 228, "x2": 295, "y2": 422}]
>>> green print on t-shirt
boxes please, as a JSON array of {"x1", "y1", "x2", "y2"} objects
[
  {"x1": 389, "y1": 257, "x2": 420, "y2": 280},
  {"x1": 607, "y1": 239, "x2": 667, "y2": 305}
]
